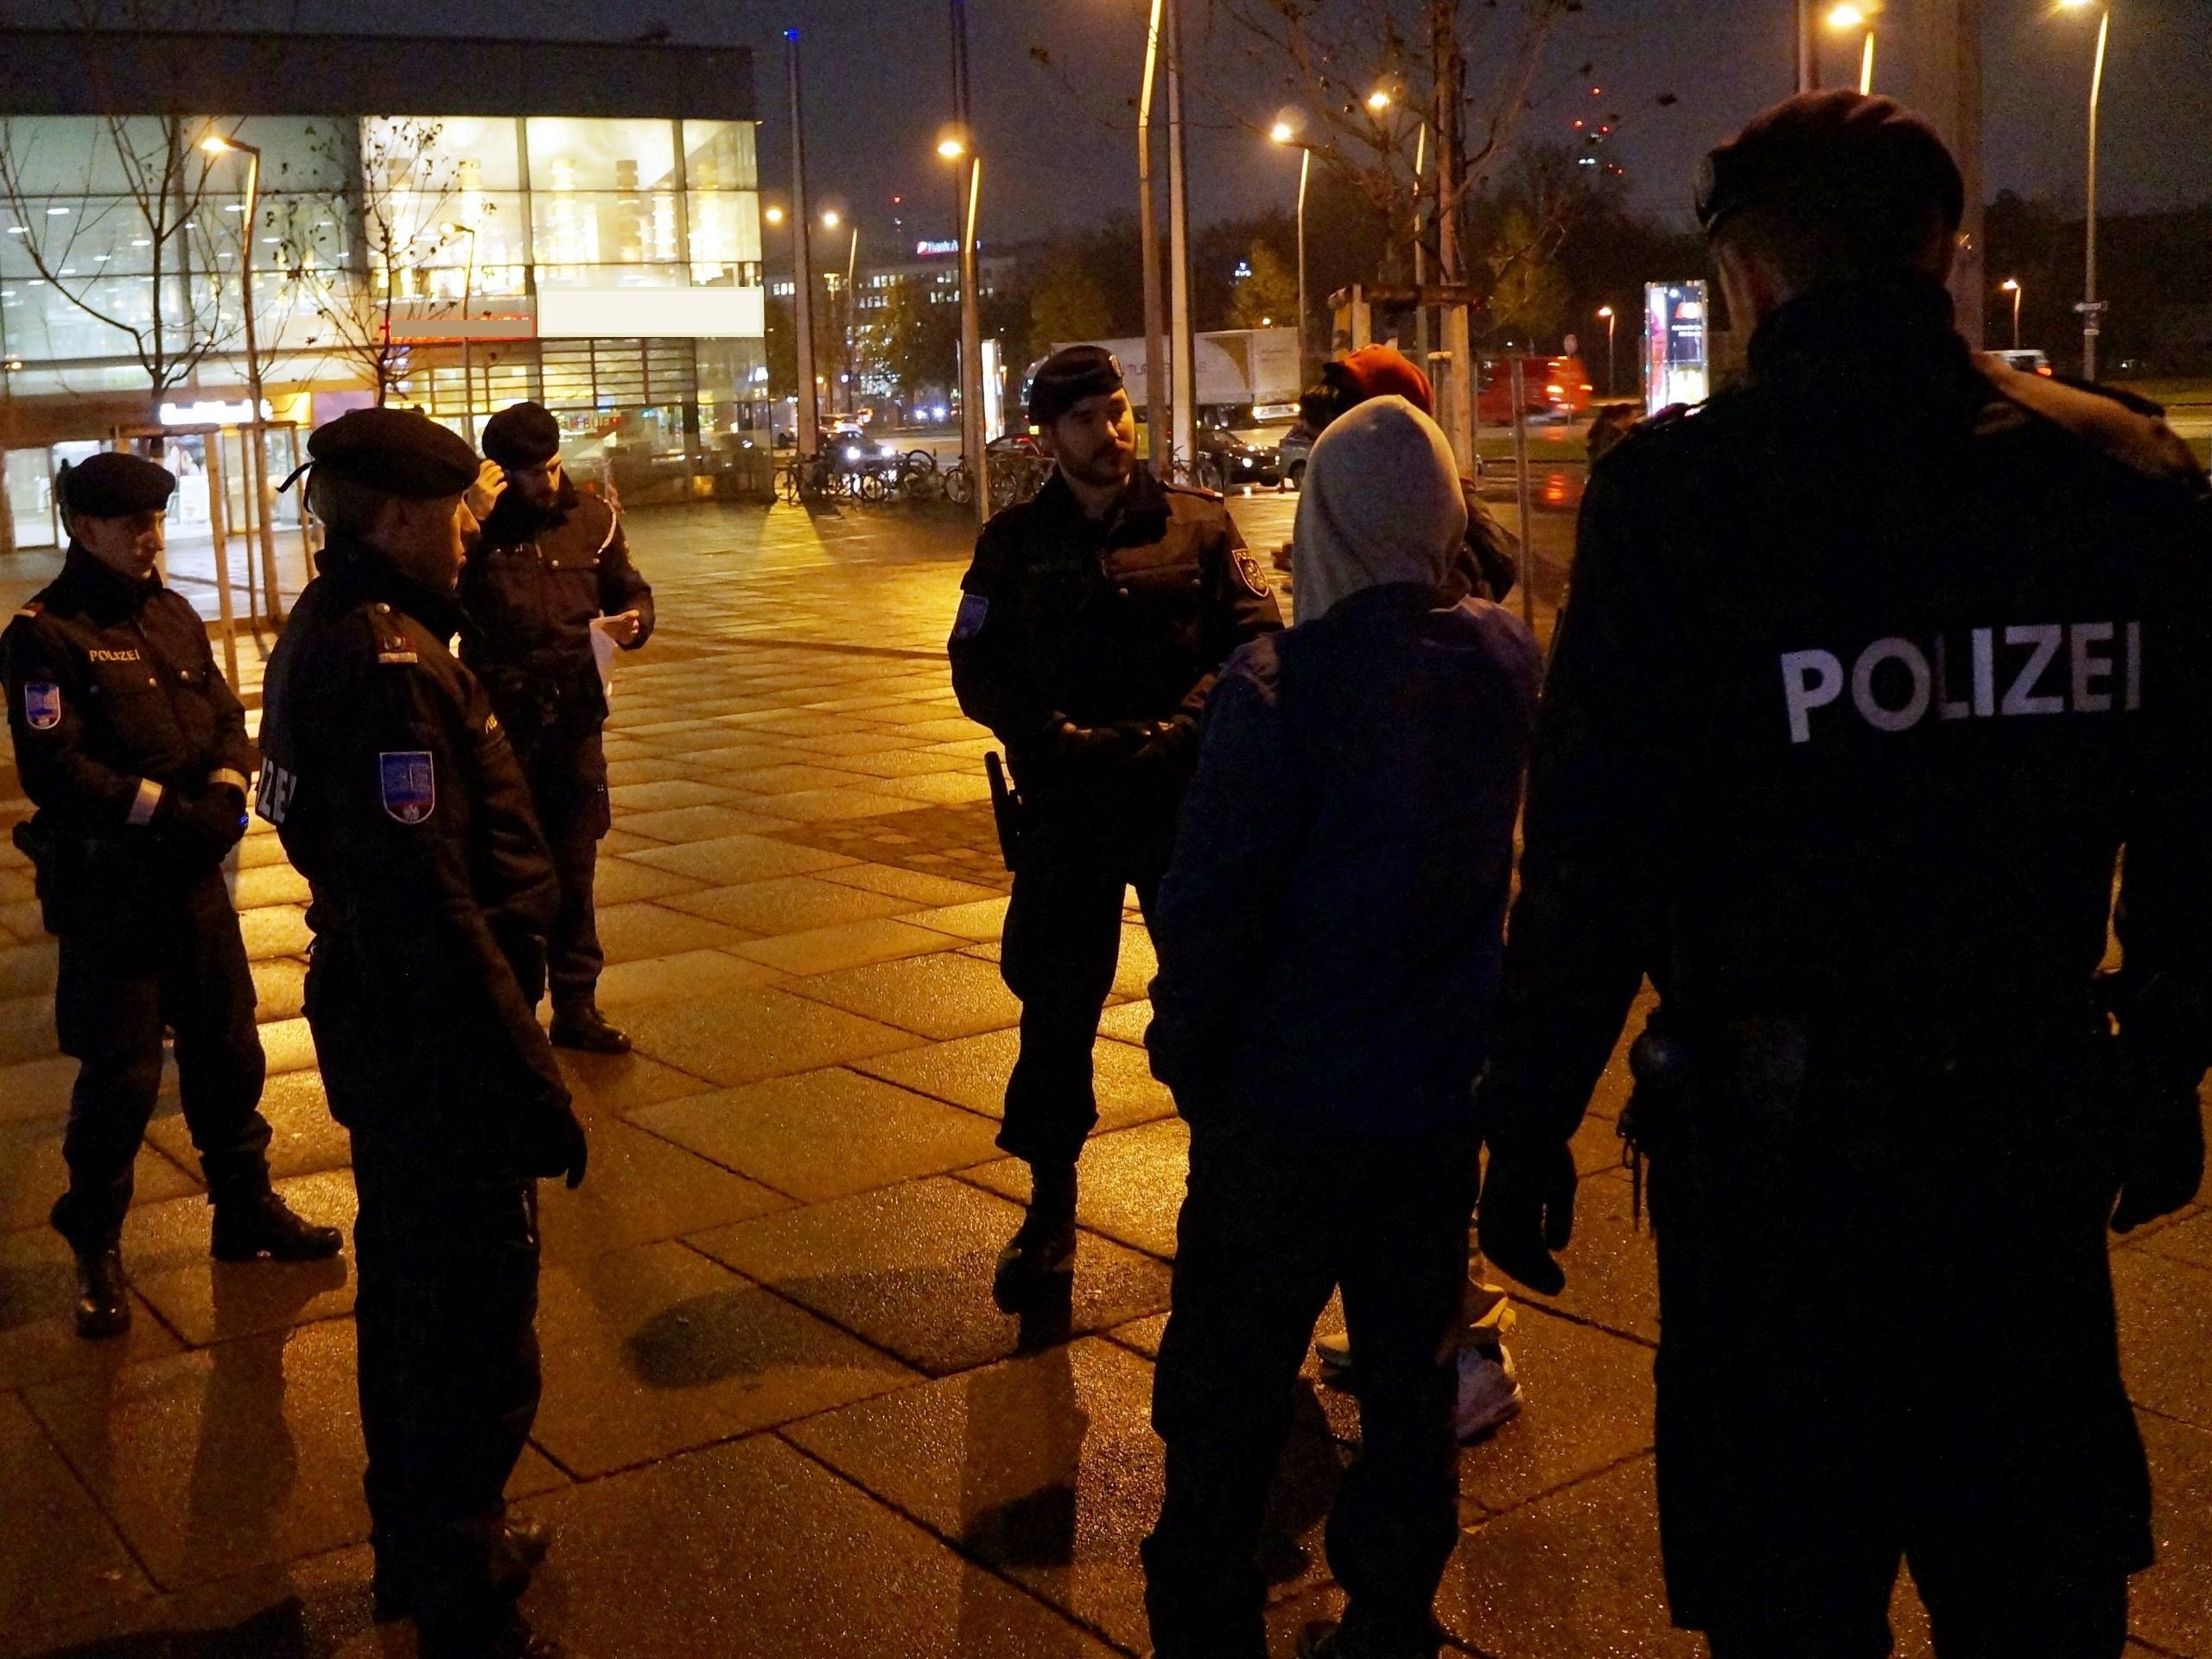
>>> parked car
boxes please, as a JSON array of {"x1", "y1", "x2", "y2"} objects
[
  {"x1": 1194, "y1": 425, "x2": 1284, "y2": 491},
  {"x1": 1992, "y1": 348, "x2": 2056, "y2": 378},
  {"x1": 1276, "y1": 423, "x2": 1316, "y2": 489}
]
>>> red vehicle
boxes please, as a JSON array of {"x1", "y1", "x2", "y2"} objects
[{"x1": 1478, "y1": 355, "x2": 1594, "y2": 424}]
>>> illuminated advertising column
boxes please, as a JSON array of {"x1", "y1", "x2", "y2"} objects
[{"x1": 1643, "y1": 281, "x2": 1710, "y2": 416}]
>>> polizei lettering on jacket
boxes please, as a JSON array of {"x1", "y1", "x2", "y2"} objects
[{"x1": 1781, "y1": 623, "x2": 2141, "y2": 745}]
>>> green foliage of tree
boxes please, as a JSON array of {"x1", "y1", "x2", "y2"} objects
[
  {"x1": 1228, "y1": 238, "x2": 1300, "y2": 331},
  {"x1": 1028, "y1": 253, "x2": 1113, "y2": 358}
]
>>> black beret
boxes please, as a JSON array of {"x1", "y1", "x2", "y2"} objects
[
  {"x1": 1696, "y1": 90, "x2": 1963, "y2": 238},
  {"x1": 306, "y1": 407, "x2": 480, "y2": 499},
  {"x1": 60, "y1": 452, "x2": 175, "y2": 518},
  {"x1": 1028, "y1": 345, "x2": 1124, "y2": 427},
  {"x1": 480, "y1": 400, "x2": 563, "y2": 468}
]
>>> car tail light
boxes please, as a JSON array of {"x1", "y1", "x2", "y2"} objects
[{"x1": 2037, "y1": 365, "x2": 2055, "y2": 376}]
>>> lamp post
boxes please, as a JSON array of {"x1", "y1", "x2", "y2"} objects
[
  {"x1": 949, "y1": 0, "x2": 987, "y2": 522},
  {"x1": 839, "y1": 217, "x2": 860, "y2": 417},
  {"x1": 2059, "y1": 0, "x2": 2110, "y2": 379},
  {"x1": 1137, "y1": 0, "x2": 1169, "y2": 476},
  {"x1": 1596, "y1": 304, "x2": 1617, "y2": 396},
  {"x1": 1166, "y1": 0, "x2": 1196, "y2": 477},
  {"x1": 785, "y1": 30, "x2": 822, "y2": 461},
  {"x1": 1825, "y1": 4, "x2": 1875, "y2": 93},
  {"x1": 2001, "y1": 277, "x2": 2022, "y2": 350},
  {"x1": 200, "y1": 133, "x2": 279, "y2": 623},
  {"x1": 442, "y1": 221, "x2": 480, "y2": 445},
  {"x1": 1268, "y1": 122, "x2": 1312, "y2": 375}
]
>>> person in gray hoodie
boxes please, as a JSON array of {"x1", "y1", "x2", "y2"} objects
[{"x1": 1140, "y1": 397, "x2": 1542, "y2": 1659}]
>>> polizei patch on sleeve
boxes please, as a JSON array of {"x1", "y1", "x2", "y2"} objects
[
  {"x1": 378, "y1": 751, "x2": 436, "y2": 823},
  {"x1": 950, "y1": 593, "x2": 990, "y2": 642},
  {"x1": 22, "y1": 681, "x2": 60, "y2": 731}
]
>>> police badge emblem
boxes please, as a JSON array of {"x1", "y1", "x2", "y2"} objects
[
  {"x1": 23, "y1": 682, "x2": 61, "y2": 731},
  {"x1": 1233, "y1": 553, "x2": 1270, "y2": 600},
  {"x1": 378, "y1": 751, "x2": 435, "y2": 823}
]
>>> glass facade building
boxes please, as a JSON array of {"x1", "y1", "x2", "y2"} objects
[{"x1": 0, "y1": 28, "x2": 763, "y2": 542}]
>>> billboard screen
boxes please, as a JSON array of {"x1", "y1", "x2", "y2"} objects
[{"x1": 1644, "y1": 281, "x2": 1710, "y2": 416}]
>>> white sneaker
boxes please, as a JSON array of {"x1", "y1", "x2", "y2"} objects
[{"x1": 1454, "y1": 1344, "x2": 1522, "y2": 1443}]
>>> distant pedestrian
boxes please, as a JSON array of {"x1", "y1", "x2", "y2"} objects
[
  {"x1": 462, "y1": 400, "x2": 654, "y2": 1055},
  {"x1": 1477, "y1": 91, "x2": 2211, "y2": 1656},
  {"x1": 948, "y1": 346, "x2": 1281, "y2": 1307},
  {"x1": 1141, "y1": 396, "x2": 1541, "y2": 1659},
  {"x1": 3, "y1": 452, "x2": 340, "y2": 1341}
]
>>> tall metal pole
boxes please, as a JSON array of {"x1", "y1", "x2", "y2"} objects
[
  {"x1": 230, "y1": 142, "x2": 282, "y2": 625},
  {"x1": 1797, "y1": 0, "x2": 1820, "y2": 92},
  {"x1": 1294, "y1": 148, "x2": 1311, "y2": 377},
  {"x1": 785, "y1": 31, "x2": 821, "y2": 461},
  {"x1": 1166, "y1": 0, "x2": 1196, "y2": 478},
  {"x1": 844, "y1": 224, "x2": 860, "y2": 416},
  {"x1": 1138, "y1": 0, "x2": 1169, "y2": 477},
  {"x1": 952, "y1": 0, "x2": 986, "y2": 524},
  {"x1": 2081, "y1": 9, "x2": 2108, "y2": 380}
]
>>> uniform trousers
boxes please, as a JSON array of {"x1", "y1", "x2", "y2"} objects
[
  {"x1": 1143, "y1": 1116, "x2": 1481, "y2": 1659},
  {"x1": 516, "y1": 726, "x2": 610, "y2": 1014},
  {"x1": 1652, "y1": 1052, "x2": 2148, "y2": 1658},
  {"x1": 997, "y1": 805, "x2": 1171, "y2": 1170},
  {"x1": 307, "y1": 947, "x2": 542, "y2": 1646},
  {"x1": 50, "y1": 867, "x2": 270, "y2": 1249}
]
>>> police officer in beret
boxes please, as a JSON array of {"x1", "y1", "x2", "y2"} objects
[
  {"x1": 950, "y1": 345, "x2": 1282, "y2": 1304},
  {"x1": 460, "y1": 401, "x2": 653, "y2": 1055},
  {"x1": 1477, "y1": 92, "x2": 2210, "y2": 1656},
  {"x1": 260, "y1": 408, "x2": 586, "y2": 1659},
  {"x1": 3, "y1": 452, "x2": 339, "y2": 1339}
]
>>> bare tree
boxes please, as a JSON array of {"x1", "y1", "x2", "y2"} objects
[
  {"x1": 268, "y1": 117, "x2": 477, "y2": 406},
  {"x1": 0, "y1": 109, "x2": 237, "y2": 398}
]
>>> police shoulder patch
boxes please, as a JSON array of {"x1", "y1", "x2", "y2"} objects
[
  {"x1": 950, "y1": 592, "x2": 990, "y2": 642},
  {"x1": 1231, "y1": 551, "x2": 1270, "y2": 599},
  {"x1": 22, "y1": 680, "x2": 61, "y2": 731},
  {"x1": 378, "y1": 751, "x2": 435, "y2": 824}
]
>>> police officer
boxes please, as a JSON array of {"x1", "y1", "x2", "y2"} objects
[
  {"x1": 950, "y1": 346, "x2": 1281, "y2": 1303},
  {"x1": 3, "y1": 452, "x2": 339, "y2": 1340},
  {"x1": 461, "y1": 401, "x2": 653, "y2": 1054},
  {"x1": 1476, "y1": 93, "x2": 2210, "y2": 1656},
  {"x1": 260, "y1": 409, "x2": 587, "y2": 1659}
]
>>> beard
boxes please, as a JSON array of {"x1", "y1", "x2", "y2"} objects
[{"x1": 1060, "y1": 442, "x2": 1135, "y2": 491}]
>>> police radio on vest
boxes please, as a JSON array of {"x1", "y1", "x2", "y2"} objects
[{"x1": 1782, "y1": 622, "x2": 2141, "y2": 745}]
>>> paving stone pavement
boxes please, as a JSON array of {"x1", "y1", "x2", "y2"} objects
[{"x1": 0, "y1": 498, "x2": 2207, "y2": 1658}]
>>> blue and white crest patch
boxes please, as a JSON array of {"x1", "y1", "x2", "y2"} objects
[
  {"x1": 378, "y1": 751, "x2": 435, "y2": 824},
  {"x1": 22, "y1": 681, "x2": 61, "y2": 731},
  {"x1": 950, "y1": 593, "x2": 989, "y2": 643}
]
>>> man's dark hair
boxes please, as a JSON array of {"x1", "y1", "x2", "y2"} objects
[{"x1": 1711, "y1": 194, "x2": 1953, "y2": 292}]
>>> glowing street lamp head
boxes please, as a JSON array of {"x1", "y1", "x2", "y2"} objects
[
  {"x1": 1826, "y1": 3, "x2": 1866, "y2": 29},
  {"x1": 821, "y1": 210, "x2": 842, "y2": 230},
  {"x1": 1270, "y1": 120, "x2": 1296, "y2": 145},
  {"x1": 200, "y1": 135, "x2": 232, "y2": 155},
  {"x1": 1596, "y1": 304, "x2": 1614, "y2": 319},
  {"x1": 938, "y1": 135, "x2": 967, "y2": 161},
  {"x1": 2001, "y1": 277, "x2": 2020, "y2": 292},
  {"x1": 1366, "y1": 89, "x2": 1392, "y2": 112},
  {"x1": 764, "y1": 205, "x2": 785, "y2": 226}
]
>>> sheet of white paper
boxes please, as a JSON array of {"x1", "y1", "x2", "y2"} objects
[{"x1": 588, "y1": 616, "x2": 620, "y2": 699}]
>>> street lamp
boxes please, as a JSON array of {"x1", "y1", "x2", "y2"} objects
[
  {"x1": 1268, "y1": 119, "x2": 1313, "y2": 374},
  {"x1": 441, "y1": 222, "x2": 480, "y2": 445},
  {"x1": 2000, "y1": 277, "x2": 2022, "y2": 351},
  {"x1": 1366, "y1": 88, "x2": 1393, "y2": 113},
  {"x1": 764, "y1": 204, "x2": 786, "y2": 226},
  {"x1": 2058, "y1": 0, "x2": 2110, "y2": 378},
  {"x1": 1825, "y1": 3, "x2": 1876, "y2": 93},
  {"x1": 1596, "y1": 304, "x2": 1617, "y2": 396},
  {"x1": 199, "y1": 132, "x2": 279, "y2": 620}
]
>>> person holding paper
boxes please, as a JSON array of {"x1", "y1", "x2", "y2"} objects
[{"x1": 461, "y1": 401, "x2": 655, "y2": 1053}]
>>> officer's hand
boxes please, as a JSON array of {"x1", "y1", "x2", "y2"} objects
[
  {"x1": 601, "y1": 609, "x2": 644, "y2": 647},
  {"x1": 1477, "y1": 1139, "x2": 1578, "y2": 1296},
  {"x1": 466, "y1": 459, "x2": 505, "y2": 522},
  {"x1": 2112, "y1": 1077, "x2": 2205, "y2": 1233},
  {"x1": 1128, "y1": 715, "x2": 1198, "y2": 777},
  {"x1": 528, "y1": 1102, "x2": 590, "y2": 1190},
  {"x1": 161, "y1": 784, "x2": 248, "y2": 864},
  {"x1": 1042, "y1": 718, "x2": 1139, "y2": 766}
]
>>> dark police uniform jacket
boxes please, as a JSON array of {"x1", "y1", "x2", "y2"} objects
[
  {"x1": 3, "y1": 546, "x2": 255, "y2": 933},
  {"x1": 1483, "y1": 279, "x2": 2212, "y2": 1612},
  {"x1": 948, "y1": 467, "x2": 1282, "y2": 824},
  {"x1": 259, "y1": 537, "x2": 569, "y2": 1159},
  {"x1": 460, "y1": 483, "x2": 653, "y2": 747}
]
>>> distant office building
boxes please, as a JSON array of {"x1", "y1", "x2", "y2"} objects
[{"x1": 0, "y1": 27, "x2": 764, "y2": 548}]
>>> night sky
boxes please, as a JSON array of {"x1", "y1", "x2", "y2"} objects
[{"x1": 18, "y1": 1, "x2": 2212, "y2": 247}]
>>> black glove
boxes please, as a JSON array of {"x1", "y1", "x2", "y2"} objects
[
  {"x1": 2112, "y1": 1071, "x2": 2205, "y2": 1233},
  {"x1": 1128, "y1": 715, "x2": 1199, "y2": 781},
  {"x1": 498, "y1": 930, "x2": 550, "y2": 1007},
  {"x1": 1040, "y1": 717, "x2": 1143, "y2": 767},
  {"x1": 159, "y1": 783, "x2": 248, "y2": 867},
  {"x1": 1477, "y1": 1138, "x2": 1579, "y2": 1295},
  {"x1": 524, "y1": 1100, "x2": 590, "y2": 1190}
]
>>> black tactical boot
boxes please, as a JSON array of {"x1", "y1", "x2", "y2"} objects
[
  {"x1": 211, "y1": 1190, "x2": 344, "y2": 1262},
  {"x1": 72, "y1": 1246, "x2": 130, "y2": 1339},
  {"x1": 550, "y1": 1004, "x2": 631, "y2": 1054},
  {"x1": 993, "y1": 1162, "x2": 1077, "y2": 1309},
  {"x1": 374, "y1": 1520, "x2": 552, "y2": 1622}
]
